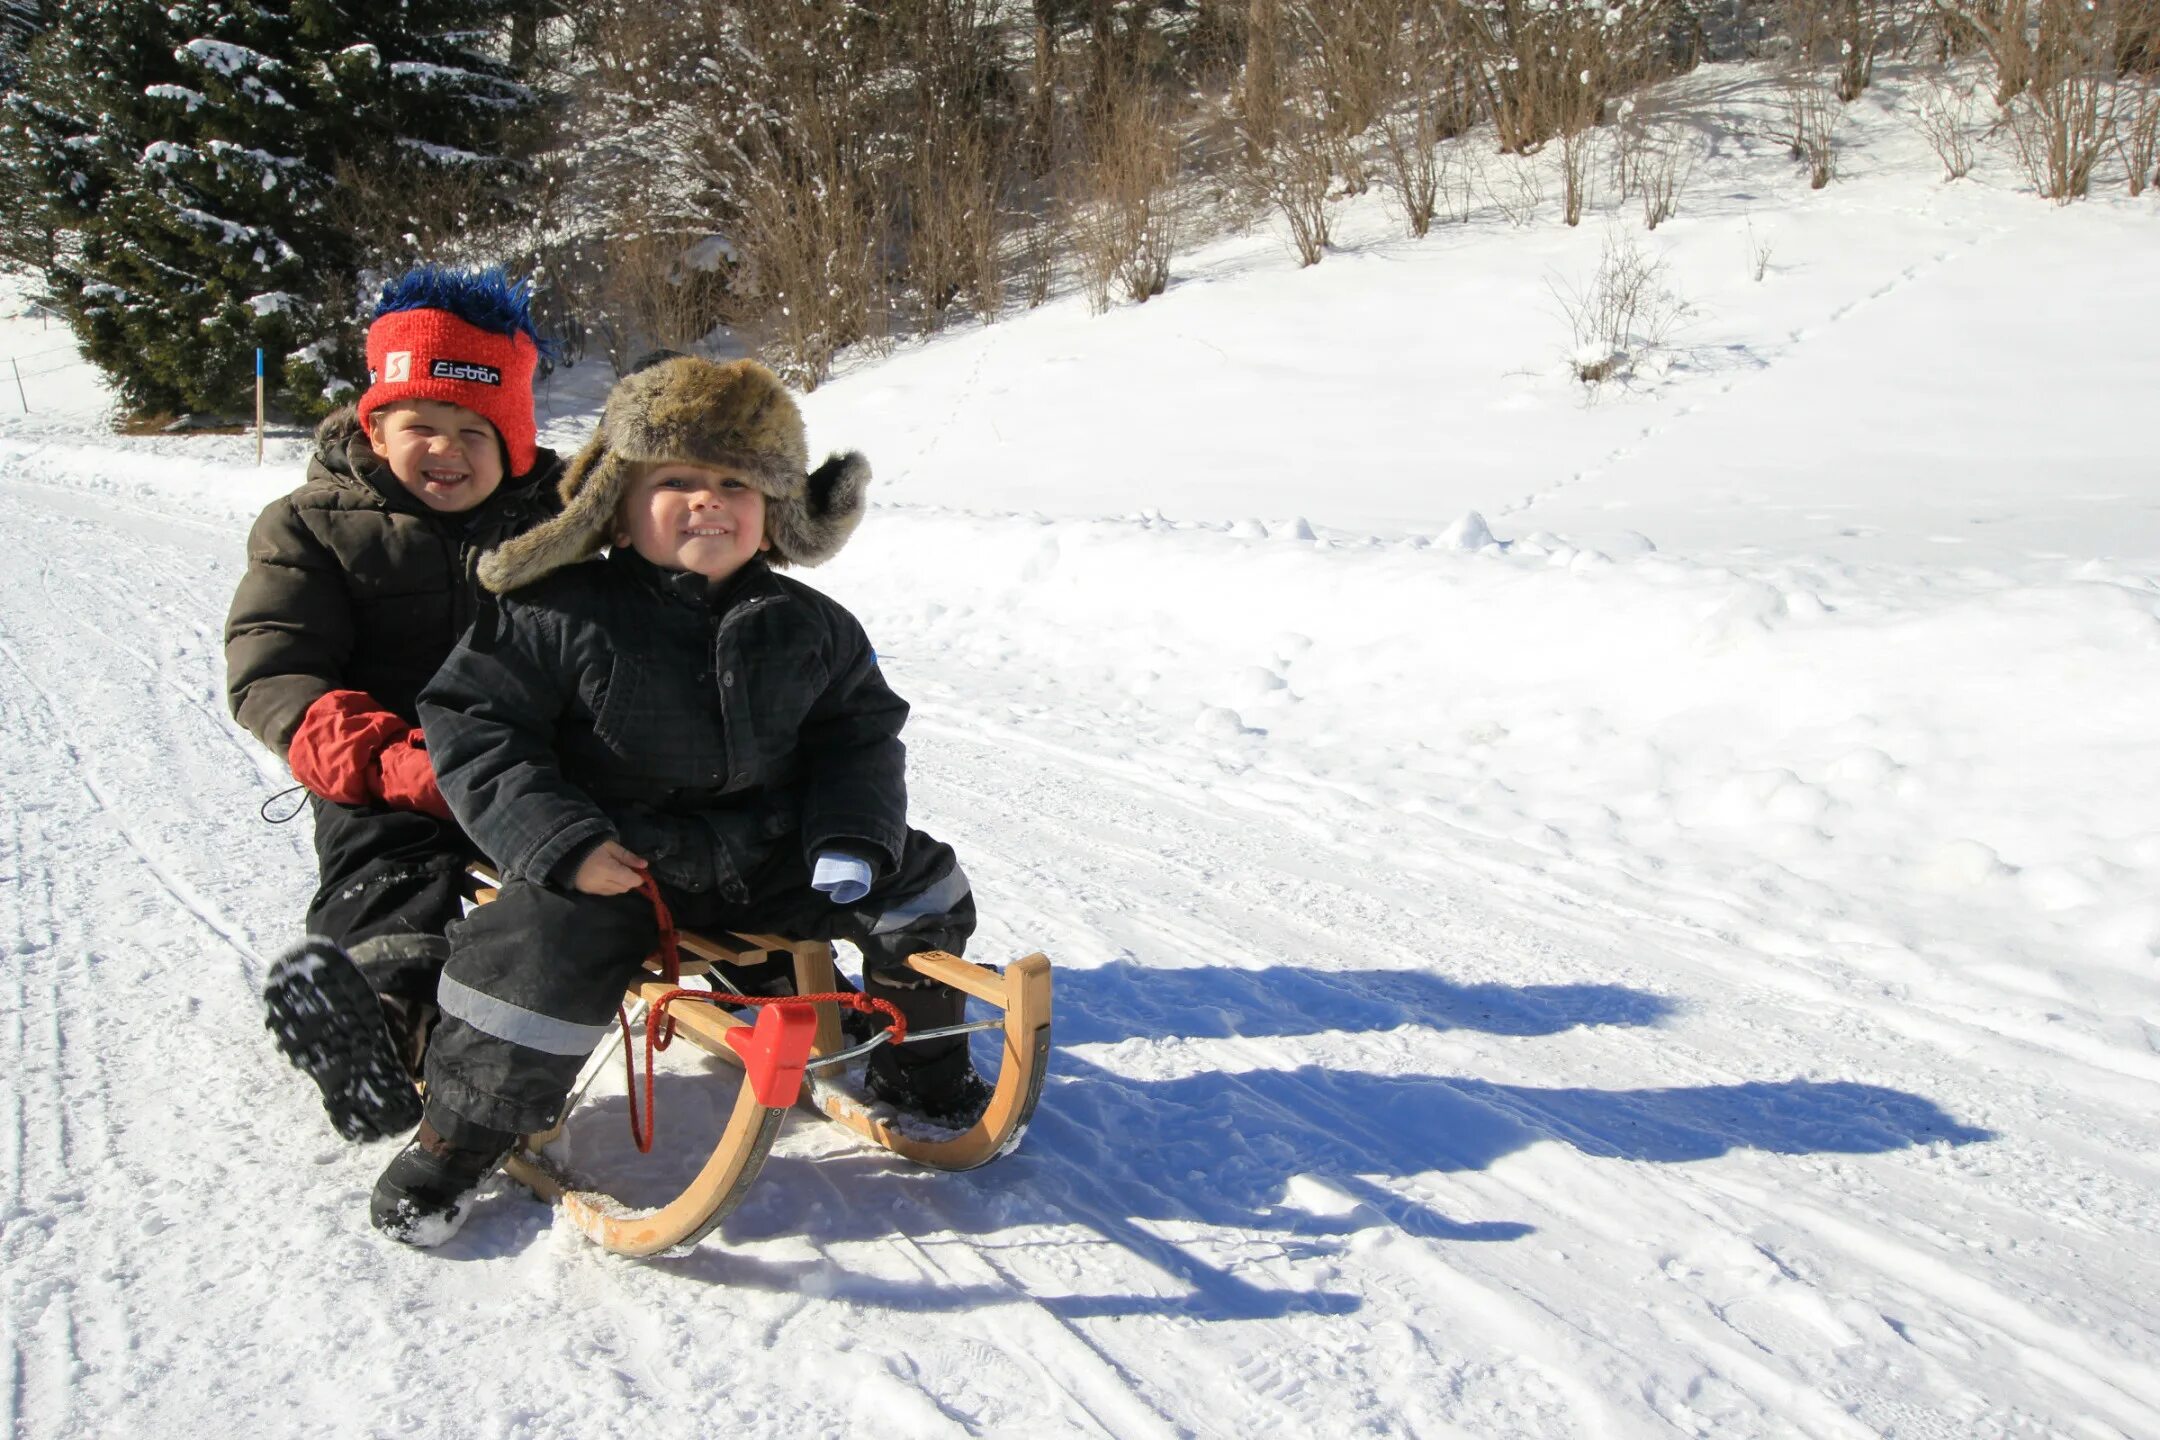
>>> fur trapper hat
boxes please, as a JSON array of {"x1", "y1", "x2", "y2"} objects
[{"x1": 477, "y1": 355, "x2": 869, "y2": 594}]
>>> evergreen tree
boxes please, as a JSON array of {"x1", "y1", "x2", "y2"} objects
[{"x1": 0, "y1": 0, "x2": 542, "y2": 420}]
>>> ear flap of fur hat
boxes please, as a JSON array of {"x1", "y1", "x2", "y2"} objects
[
  {"x1": 475, "y1": 421, "x2": 628, "y2": 594},
  {"x1": 475, "y1": 356, "x2": 871, "y2": 593},
  {"x1": 769, "y1": 449, "x2": 871, "y2": 567}
]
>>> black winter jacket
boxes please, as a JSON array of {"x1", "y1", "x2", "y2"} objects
[
  {"x1": 417, "y1": 550, "x2": 909, "y2": 895},
  {"x1": 224, "y1": 407, "x2": 563, "y2": 753}
]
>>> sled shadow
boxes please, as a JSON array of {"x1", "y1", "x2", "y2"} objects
[
  {"x1": 1046, "y1": 958, "x2": 1678, "y2": 1046},
  {"x1": 686, "y1": 1049, "x2": 1989, "y2": 1320},
  {"x1": 473, "y1": 959, "x2": 1986, "y2": 1322}
]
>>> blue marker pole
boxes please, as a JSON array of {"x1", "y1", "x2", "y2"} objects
[{"x1": 255, "y1": 347, "x2": 265, "y2": 465}]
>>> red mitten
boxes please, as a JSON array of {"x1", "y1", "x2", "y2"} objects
[
  {"x1": 375, "y1": 730, "x2": 452, "y2": 820},
  {"x1": 288, "y1": 690, "x2": 408, "y2": 805}
]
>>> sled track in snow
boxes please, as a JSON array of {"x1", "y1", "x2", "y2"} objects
[{"x1": 4, "y1": 463, "x2": 2158, "y2": 1436}]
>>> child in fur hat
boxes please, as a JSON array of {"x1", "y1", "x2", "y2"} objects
[
  {"x1": 228, "y1": 266, "x2": 564, "y2": 1145},
  {"x1": 372, "y1": 354, "x2": 983, "y2": 1244}
]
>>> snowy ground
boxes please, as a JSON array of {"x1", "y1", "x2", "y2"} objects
[{"x1": 3, "y1": 64, "x2": 2158, "y2": 1439}]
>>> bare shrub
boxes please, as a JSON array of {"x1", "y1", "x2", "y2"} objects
[
  {"x1": 1784, "y1": 0, "x2": 1891, "y2": 100},
  {"x1": 1478, "y1": 148, "x2": 1545, "y2": 227},
  {"x1": 1370, "y1": 1, "x2": 1482, "y2": 237},
  {"x1": 1745, "y1": 213, "x2": 1775, "y2": 280},
  {"x1": 1636, "y1": 129, "x2": 1695, "y2": 229},
  {"x1": 1282, "y1": 0, "x2": 1406, "y2": 193},
  {"x1": 1070, "y1": 82, "x2": 1182, "y2": 310},
  {"x1": 1785, "y1": 78, "x2": 1840, "y2": 186},
  {"x1": 1241, "y1": 79, "x2": 1335, "y2": 265},
  {"x1": 1609, "y1": 96, "x2": 1650, "y2": 201},
  {"x1": 2116, "y1": 77, "x2": 2160, "y2": 193},
  {"x1": 732, "y1": 123, "x2": 888, "y2": 389},
  {"x1": 592, "y1": 223, "x2": 733, "y2": 367},
  {"x1": 1241, "y1": 0, "x2": 1284, "y2": 155},
  {"x1": 1558, "y1": 125, "x2": 1599, "y2": 228},
  {"x1": 902, "y1": 118, "x2": 994, "y2": 330},
  {"x1": 2000, "y1": 0, "x2": 2122, "y2": 203},
  {"x1": 2005, "y1": 71, "x2": 2112, "y2": 200},
  {"x1": 1913, "y1": 75, "x2": 1980, "y2": 178},
  {"x1": 1286, "y1": 0, "x2": 1403, "y2": 143},
  {"x1": 1463, "y1": 0, "x2": 1671, "y2": 157},
  {"x1": 1377, "y1": 100, "x2": 1447, "y2": 235},
  {"x1": 1550, "y1": 228, "x2": 1691, "y2": 385},
  {"x1": 1018, "y1": 213, "x2": 1057, "y2": 308},
  {"x1": 1935, "y1": 0, "x2": 2041, "y2": 103}
]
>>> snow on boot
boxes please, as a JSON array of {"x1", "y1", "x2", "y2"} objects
[
  {"x1": 369, "y1": 1117, "x2": 516, "y2": 1247},
  {"x1": 263, "y1": 938, "x2": 424, "y2": 1142}
]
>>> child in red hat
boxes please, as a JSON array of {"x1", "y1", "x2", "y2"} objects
[{"x1": 226, "y1": 266, "x2": 564, "y2": 1145}]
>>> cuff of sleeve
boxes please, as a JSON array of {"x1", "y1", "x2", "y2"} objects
[
  {"x1": 519, "y1": 815, "x2": 618, "y2": 889},
  {"x1": 811, "y1": 851, "x2": 874, "y2": 904},
  {"x1": 803, "y1": 820, "x2": 899, "y2": 878}
]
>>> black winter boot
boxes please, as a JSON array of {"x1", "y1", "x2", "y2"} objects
[
  {"x1": 263, "y1": 938, "x2": 425, "y2": 1142},
  {"x1": 866, "y1": 1061, "x2": 993, "y2": 1125},
  {"x1": 370, "y1": 1116, "x2": 517, "y2": 1246}
]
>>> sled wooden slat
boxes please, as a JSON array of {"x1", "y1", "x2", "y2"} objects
[
  {"x1": 629, "y1": 976, "x2": 745, "y2": 1061},
  {"x1": 802, "y1": 947, "x2": 1054, "y2": 1172},
  {"x1": 467, "y1": 863, "x2": 1052, "y2": 1253},
  {"x1": 503, "y1": 1075, "x2": 787, "y2": 1258}
]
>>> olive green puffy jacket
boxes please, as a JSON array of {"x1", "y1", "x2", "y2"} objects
[{"x1": 224, "y1": 405, "x2": 562, "y2": 756}]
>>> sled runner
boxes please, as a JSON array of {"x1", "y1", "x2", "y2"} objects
[{"x1": 465, "y1": 865, "x2": 1052, "y2": 1257}]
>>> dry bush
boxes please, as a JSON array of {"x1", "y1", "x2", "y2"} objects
[
  {"x1": 1241, "y1": 0, "x2": 1285, "y2": 155},
  {"x1": 2116, "y1": 77, "x2": 2160, "y2": 192},
  {"x1": 1241, "y1": 57, "x2": 1336, "y2": 264},
  {"x1": 1635, "y1": 129, "x2": 1695, "y2": 228},
  {"x1": 901, "y1": 116, "x2": 1006, "y2": 330},
  {"x1": 1377, "y1": 105, "x2": 1444, "y2": 235},
  {"x1": 1477, "y1": 147, "x2": 1546, "y2": 226},
  {"x1": 1785, "y1": 77, "x2": 1840, "y2": 186},
  {"x1": 2005, "y1": 71, "x2": 2112, "y2": 199},
  {"x1": 2000, "y1": 0, "x2": 2120, "y2": 201},
  {"x1": 731, "y1": 121, "x2": 888, "y2": 389},
  {"x1": 1378, "y1": 85, "x2": 1461, "y2": 235},
  {"x1": 1940, "y1": 0, "x2": 2160, "y2": 199},
  {"x1": 590, "y1": 223, "x2": 734, "y2": 367},
  {"x1": 1287, "y1": 0, "x2": 1404, "y2": 141},
  {"x1": 1786, "y1": 0, "x2": 1893, "y2": 100},
  {"x1": 1914, "y1": 75, "x2": 1981, "y2": 178},
  {"x1": 1070, "y1": 82, "x2": 1183, "y2": 311},
  {"x1": 1283, "y1": 0, "x2": 1407, "y2": 192},
  {"x1": 1551, "y1": 227, "x2": 1691, "y2": 384},
  {"x1": 1460, "y1": 0, "x2": 1671, "y2": 157},
  {"x1": 1745, "y1": 213, "x2": 1775, "y2": 280},
  {"x1": 1017, "y1": 212, "x2": 1058, "y2": 308},
  {"x1": 1558, "y1": 120, "x2": 1600, "y2": 226}
]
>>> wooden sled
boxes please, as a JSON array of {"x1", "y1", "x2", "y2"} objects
[{"x1": 468, "y1": 868, "x2": 1051, "y2": 1257}]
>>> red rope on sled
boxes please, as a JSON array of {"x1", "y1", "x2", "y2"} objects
[{"x1": 615, "y1": 876, "x2": 906, "y2": 1154}]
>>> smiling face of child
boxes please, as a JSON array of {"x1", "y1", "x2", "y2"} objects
[
  {"x1": 365, "y1": 399, "x2": 505, "y2": 513},
  {"x1": 616, "y1": 460, "x2": 770, "y2": 582}
]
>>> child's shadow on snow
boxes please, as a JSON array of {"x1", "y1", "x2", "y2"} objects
[
  {"x1": 614, "y1": 961, "x2": 1988, "y2": 1318},
  {"x1": 1046, "y1": 958, "x2": 1681, "y2": 1046}
]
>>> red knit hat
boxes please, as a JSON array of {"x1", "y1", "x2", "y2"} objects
[{"x1": 357, "y1": 269, "x2": 544, "y2": 476}]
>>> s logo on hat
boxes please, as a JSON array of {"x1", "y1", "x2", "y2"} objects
[{"x1": 356, "y1": 267, "x2": 546, "y2": 477}]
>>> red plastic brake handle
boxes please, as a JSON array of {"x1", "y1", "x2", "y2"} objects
[{"x1": 721, "y1": 1002, "x2": 821, "y2": 1108}]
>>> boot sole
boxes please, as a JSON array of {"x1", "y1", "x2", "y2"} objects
[{"x1": 264, "y1": 940, "x2": 424, "y2": 1142}]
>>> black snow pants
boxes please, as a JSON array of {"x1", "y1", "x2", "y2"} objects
[
  {"x1": 306, "y1": 796, "x2": 481, "y2": 1071},
  {"x1": 423, "y1": 828, "x2": 977, "y2": 1138}
]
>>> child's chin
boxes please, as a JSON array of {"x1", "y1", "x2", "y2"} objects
[{"x1": 410, "y1": 480, "x2": 480, "y2": 511}]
